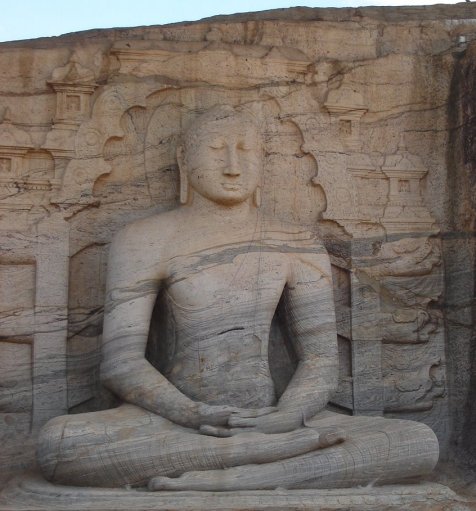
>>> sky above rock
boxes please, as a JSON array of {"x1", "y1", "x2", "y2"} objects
[{"x1": 0, "y1": 0, "x2": 464, "y2": 42}]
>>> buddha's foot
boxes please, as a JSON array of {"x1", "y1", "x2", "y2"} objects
[
  {"x1": 317, "y1": 427, "x2": 346, "y2": 448},
  {"x1": 227, "y1": 426, "x2": 345, "y2": 462}
]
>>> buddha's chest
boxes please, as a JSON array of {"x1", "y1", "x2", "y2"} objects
[{"x1": 165, "y1": 248, "x2": 288, "y2": 314}]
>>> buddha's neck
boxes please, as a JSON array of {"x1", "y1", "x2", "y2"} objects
[{"x1": 186, "y1": 194, "x2": 257, "y2": 224}]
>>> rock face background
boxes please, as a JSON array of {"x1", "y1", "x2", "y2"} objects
[{"x1": 0, "y1": 3, "x2": 474, "y2": 488}]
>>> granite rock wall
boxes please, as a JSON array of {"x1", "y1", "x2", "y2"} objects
[{"x1": 0, "y1": 2, "x2": 475, "y2": 487}]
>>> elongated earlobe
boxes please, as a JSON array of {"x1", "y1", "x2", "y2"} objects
[
  {"x1": 253, "y1": 186, "x2": 261, "y2": 208},
  {"x1": 177, "y1": 145, "x2": 190, "y2": 205},
  {"x1": 179, "y1": 167, "x2": 189, "y2": 205}
]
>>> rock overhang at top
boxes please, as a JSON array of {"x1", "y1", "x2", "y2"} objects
[{"x1": 0, "y1": 3, "x2": 475, "y2": 47}]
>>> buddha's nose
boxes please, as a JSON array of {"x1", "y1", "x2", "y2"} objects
[{"x1": 223, "y1": 146, "x2": 241, "y2": 176}]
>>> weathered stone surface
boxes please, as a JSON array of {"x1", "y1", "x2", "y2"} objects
[{"x1": 0, "y1": 2, "x2": 475, "y2": 508}]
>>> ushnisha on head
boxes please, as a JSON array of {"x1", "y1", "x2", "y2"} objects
[{"x1": 177, "y1": 105, "x2": 264, "y2": 207}]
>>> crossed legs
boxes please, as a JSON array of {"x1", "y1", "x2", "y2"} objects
[{"x1": 37, "y1": 404, "x2": 439, "y2": 490}]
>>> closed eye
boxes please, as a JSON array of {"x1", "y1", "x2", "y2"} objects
[
  {"x1": 209, "y1": 140, "x2": 226, "y2": 149},
  {"x1": 237, "y1": 141, "x2": 253, "y2": 150}
]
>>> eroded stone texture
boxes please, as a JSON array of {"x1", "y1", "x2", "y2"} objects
[{"x1": 0, "y1": 2, "x2": 475, "y2": 507}]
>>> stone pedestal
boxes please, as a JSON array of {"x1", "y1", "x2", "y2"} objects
[{"x1": 0, "y1": 475, "x2": 470, "y2": 511}]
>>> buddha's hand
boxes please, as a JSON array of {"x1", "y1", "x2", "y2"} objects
[
  {"x1": 227, "y1": 408, "x2": 301, "y2": 434},
  {"x1": 198, "y1": 405, "x2": 278, "y2": 437},
  {"x1": 197, "y1": 403, "x2": 242, "y2": 427}
]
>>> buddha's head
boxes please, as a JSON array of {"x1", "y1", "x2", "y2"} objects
[{"x1": 177, "y1": 105, "x2": 264, "y2": 206}]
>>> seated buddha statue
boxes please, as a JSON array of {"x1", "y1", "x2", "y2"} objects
[{"x1": 37, "y1": 105, "x2": 439, "y2": 491}]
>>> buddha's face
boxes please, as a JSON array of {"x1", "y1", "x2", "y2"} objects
[{"x1": 181, "y1": 113, "x2": 263, "y2": 206}]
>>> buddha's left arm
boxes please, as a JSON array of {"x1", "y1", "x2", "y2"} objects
[
  {"x1": 276, "y1": 245, "x2": 338, "y2": 423},
  {"x1": 228, "y1": 239, "x2": 339, "y2": 435}
]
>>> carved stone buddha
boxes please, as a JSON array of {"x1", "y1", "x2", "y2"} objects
[{"x1": 37, "y1": 105, "x2": 439, "y2": 491}]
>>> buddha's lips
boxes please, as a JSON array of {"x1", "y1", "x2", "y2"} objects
[{"x1": 221, "y1": 183, "x2": 242, "y2": 190}]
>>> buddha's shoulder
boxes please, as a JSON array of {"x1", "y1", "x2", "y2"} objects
[
  {"x1": 259, "y1": 217, "x2": 326, "y2": 253},
  {"x1": 111, "y1": 208, "x2": 183, "y2": 248}
]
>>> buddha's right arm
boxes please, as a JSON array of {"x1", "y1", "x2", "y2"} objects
[
  {"x1": 101, "y1": 294, "x2": 207, "y2": 428},
  {"x1": 99, "y1": 226, "x2": 204, "y2": 429}
]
